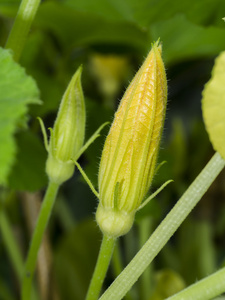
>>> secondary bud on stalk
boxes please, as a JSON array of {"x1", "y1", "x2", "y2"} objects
[
  {"x1": 96, "y1": 41, "x2": 167, "y2": 237},
  {"x1": 46, "y1": 66, "x2": 85, "y2": 184}
]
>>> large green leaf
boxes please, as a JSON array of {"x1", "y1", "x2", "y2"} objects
[
  {"x1": 0, "y1": 0, "x2": 20, "y2": 18},
  {"x1": 151, "y1": 15, "x2": 225, "y2": 65},
  {"x1": 202, "y1": 51, "x2": 225, "y2": 159},
  {"x1": 0, "y1": 47, "x2": 40, "y2": 185},
  {"x1": 35, "y1": 1, "x2": 149, "y2": 51},
  {"x1": 0, "y1": 0, "x2": 222, "y2": 29},
  {"x1": 63, "y1": 0, "x2": 220, "y2": 28},
  {"x1": 35, "y1": 3, "x2": 225, "y2": 66}
]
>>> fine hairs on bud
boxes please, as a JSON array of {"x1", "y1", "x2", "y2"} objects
[
  {"x1": 96, "y1": 41, "x2": 168, "y2": 238},
  {"x1": 45, "y1": 66, "x2": 86, "y2": 184}
]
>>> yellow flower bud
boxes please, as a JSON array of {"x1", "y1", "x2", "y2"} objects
[
  {"x1": 96, "y1": 41, "x2": 167, "y2": 237},
  {"x1": 46, "y1": 66, "x2": 85, "y2": 184}
]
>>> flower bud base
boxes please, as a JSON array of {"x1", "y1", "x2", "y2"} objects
[
  {"x1": 96, "y1": 205, "x2": 135, "y2": 238},
  {"x1": 46, "y1": 155, "x2": 74, "y2": 184}
]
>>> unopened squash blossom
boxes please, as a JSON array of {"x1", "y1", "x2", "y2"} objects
[
  {"x1": 96, "y1": 41, "x2": 167, "y2": 238},
  {"x1": 44, "y1": 66, "x2": 85, "y2": 184}
]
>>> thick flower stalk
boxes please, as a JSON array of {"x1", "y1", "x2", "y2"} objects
[{"x1": 96, "y1": 41, "x2": 167, "y2": 238}]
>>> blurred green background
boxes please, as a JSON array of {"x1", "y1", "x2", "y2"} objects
[{"x1": 1, "y1": 0, "x2": 225, "y2": 299}]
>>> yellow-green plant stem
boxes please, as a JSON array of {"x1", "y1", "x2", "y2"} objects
[
  {"x1": 166, "y1": 266, "x2": 225, "y2": 300},
  {"x1": 85, "y1": 234, "x2": 116, "y2": 300},
  {"x1": 5, "y1": 0, "x2": 41, "y2": 61},
  {"x1": 99, "y1": 152, "x2": 225, "y2": 300},
  {"x1": 22, "y1": 181, "x2": 59, "y2": 300},
  {"x1": 0, "y1": 210, "x2": 23, "y2": 281}
]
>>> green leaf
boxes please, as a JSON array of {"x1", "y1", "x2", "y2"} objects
[
  {"x1": 151, "y1": 15, "x2": 225, "y2": 65},
  {"x1": 202, "y1": 51, "x2": 225, "y2": 159},
  {"x1": 7, "y1": 130, "x2": 47, "y2": 191},
  {"x1": 0, "y1": 0, "x2": 20, "y2": 18},
  {"x1": 63, "y1": 0, "x2": 221, "y2": 28},
  {"x1": 0, "y1": 47, "x2": 40, "y2": 185},
  {"x1": 35, "y1": 2, "x2": 149, "y2": 50},
  {"x1": 62, "y1": 0, "x2": 134, "y2": 24}
]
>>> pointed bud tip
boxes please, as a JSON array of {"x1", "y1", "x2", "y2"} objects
[{"x1": 71, "y1": 65, "x2": 83, "y2": 84}]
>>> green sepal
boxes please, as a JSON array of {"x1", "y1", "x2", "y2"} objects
[
  {"x1": 137, "y1": 180, "x2": 173, "y2": 211},
  {"x1": 73, "y1": 122, "x2": 109, "y2": 161},
  {"x1": 155, "y1": 160, "x2": 167, "y2": 174},
  {"x1": 74, "y1": 161, "x2": 99, "y2": 198},
  {"x1": 71, "y1": 121, "x2": 109, "y2": 197},
  {"x1": 37, "y1": 117, "x2": 49, "y2": 151}
]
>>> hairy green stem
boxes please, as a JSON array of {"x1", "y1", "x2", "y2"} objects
[
  {"x1": 5, "y1": 0, "x2": 41, "y2": 61},
  {"x1": 85, "y1": 234, "x2": 116, "y2": 300},
  {"x1": 22, "y1": 181, "x2": 59, "y2": 300},
  {"x1": 167, "y1": 266, "x2": 225, "y2": 300},
  {"x1": 99, "y1": 152, "x2": 225, "y2": 300}
]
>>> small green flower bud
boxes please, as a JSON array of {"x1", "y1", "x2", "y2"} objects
[
  {"x1": 96, "y1": 41, "x2": 167, "y2": 237},
  {"x1": 46, "y1": 66, "x2": 85, "y2": 184}
]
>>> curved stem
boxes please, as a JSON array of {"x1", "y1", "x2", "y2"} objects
[
  {"x1": 5, "y1": 0, "x2": 41, "y2": 61},
  {"x1": 22, "y1": 181, "x2": 59, "y2": 300},
  {"x1": 99, "y1": 152, "x2": 225, "y2": 300},
  {"x1": 166, "y1": 266, "x2": 225, "y2": 300},
  {"x1": 85, "y1": 234, "x2": 116, "y2": 300}
]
